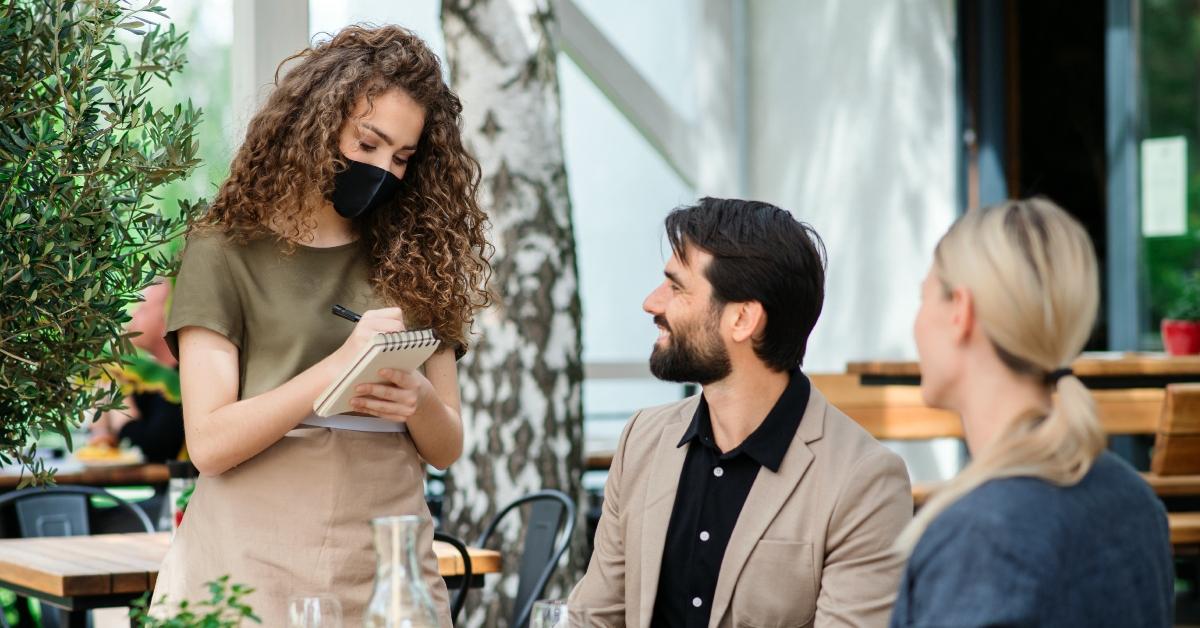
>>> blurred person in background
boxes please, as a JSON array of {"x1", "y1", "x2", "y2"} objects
[
  {"x1": 90, "y1": 280, "x2": 186, "y2": 463},
  {"x1": 891, "y1": 198, "x2": 1174, "y2": 627}
]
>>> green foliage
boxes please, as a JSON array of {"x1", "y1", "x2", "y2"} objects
[
  {"x1": 0, "y1": 588, "x2": 17, "y2": 626},
  {"x1": 175, "y1": 481, "x2": 194, "y2": 510},
  {"x1": 0, "y1": 0, "x2": 204, "y2": 485},
  {"x1": 1167, "y1": 271, "x2": 1200, "y2": 321},
  {"x1": 130, "y1": 576, "x2": 261, "y2": 627}
]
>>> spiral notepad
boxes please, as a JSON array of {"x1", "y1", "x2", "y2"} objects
[{"x1": 313, "y1": 329, "x2": 441, "y2": 417}]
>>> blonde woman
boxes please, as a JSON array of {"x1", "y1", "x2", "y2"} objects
[{"x1": 891, "y1": 198, "x2": 1174, "y2": 627}]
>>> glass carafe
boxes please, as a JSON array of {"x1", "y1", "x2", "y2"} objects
[{"x1": 364, "y1": 515, "x2": 440, "y2": 628}]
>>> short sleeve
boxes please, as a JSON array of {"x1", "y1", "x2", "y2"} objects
[{"x1": 165, "y1": 232, "x2": 244, "y2": 358}]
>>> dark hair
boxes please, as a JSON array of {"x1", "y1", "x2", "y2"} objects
[{"x1": 664, "y1": 197, "x2": 826, "y2": 370}]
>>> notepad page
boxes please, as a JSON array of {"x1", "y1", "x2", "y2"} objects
[{"x1": 313, "y1": 335, "x2": 441, "y2": 417}]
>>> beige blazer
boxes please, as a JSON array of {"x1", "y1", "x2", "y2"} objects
[{"x1": 570, "y1": 384, "x2": 913, "y2": 628}]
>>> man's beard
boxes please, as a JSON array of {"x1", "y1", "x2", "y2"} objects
[{"x1": 648, "y1": 309, "x2": 731, "y2": 385}]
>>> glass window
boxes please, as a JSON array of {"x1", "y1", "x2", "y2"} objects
[
  {"x1": 150, "y1": 0, "x2": 235, "y2": 222},
  {"x1": 1140, "y1": 0, "x2": 1200, "y2": 348},
  {"x1": 571, "y1": 0, "x2": 697, "y2": 122},
  {"x1": 559, "y1": 53, "x2": 695, "y2": 427}
]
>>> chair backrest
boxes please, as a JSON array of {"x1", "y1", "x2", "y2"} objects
[
  {"x1": 433, "y1": 531, "x2": 472, "y2": 625},
  {"x1": 0, "y1": 486, "x2": 155, "y2": 538},
  {"x1": 1152, "y1": 383, "x2": 1200, "y2": 475},
  {"x1": 16, "y1": 494, "x2": 89, "y2": 537},
  {"x1": 474, "y1": 490, "x2": 576, "y2": 628},
  {"x1": 808, "y1": 374, "x2": 963, "y2": 440}
]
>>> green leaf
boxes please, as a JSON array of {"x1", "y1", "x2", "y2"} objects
[{"x1": 0, "y1": 0, "x2": 206, "y2": 490}]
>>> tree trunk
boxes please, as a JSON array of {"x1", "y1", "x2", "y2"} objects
[{"x1": 440, "y1": 1, "x2": 586, "y2": 625}]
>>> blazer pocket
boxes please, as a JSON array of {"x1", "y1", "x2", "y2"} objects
[{"x1": 731, "y1": 540, "x2": 817, "y2": 628}]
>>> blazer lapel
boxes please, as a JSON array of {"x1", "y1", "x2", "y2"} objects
[
  {"x1": 637, "y1": 400, "x2": 697, "y2": 628},
  {"x1": 707, "y1": 387, "x2": 829, "y2": 627}
]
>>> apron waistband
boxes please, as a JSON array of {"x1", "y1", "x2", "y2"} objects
[{"x1": 297, "y1": 413, "x2": 408, "y2": 433}]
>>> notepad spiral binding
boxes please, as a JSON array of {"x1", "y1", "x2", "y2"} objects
[{"x1": 381, "y1": 330, "x2": 439, "y2": 352}]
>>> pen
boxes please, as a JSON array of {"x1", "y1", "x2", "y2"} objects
[{"x1": 332, "y1": 304, "x2": 361, "y2": 323}]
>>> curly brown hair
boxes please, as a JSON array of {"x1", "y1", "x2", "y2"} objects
[{"x1": 196, "y1": 25, "x2": 491, "y2": 352}]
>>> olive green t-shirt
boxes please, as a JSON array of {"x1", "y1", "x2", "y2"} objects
[{"x1": 166, "y1": 232, "x2": 391, "y2": 400}]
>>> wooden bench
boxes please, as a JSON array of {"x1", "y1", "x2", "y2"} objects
[
  {"x1": 890, "y1": 381, "x2": 1200, "y2": 554},
  {"x1": 587, "y1": 376, "x2": 1194, "y2": 483},
  {"x1": 808, "y1": 373, "x2": 1167, "y2": 441},
  {"x1": 835, "y1": 377, "x2": 1200, "y2": 503},
  {"x1": 1172, "y1": 513, "x2": 1200, "y2": 554},
  {"x1": 582, "y1": 377, "x2": 1200, "y2": 556},
  {"x1": 1152, "y1": 385, "x2": 1200, "y2": 555},
  {"x1": 911, "y1": 473, "x2": 1200, "y2": 506},
  {"x1": 1152, "y1": 383, "x2": 1200, "y2": 476}
]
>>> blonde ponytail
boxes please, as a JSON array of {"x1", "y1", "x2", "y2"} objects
[{"x1": 897, "y1": 199, "x2": 1105, "y2": 553}]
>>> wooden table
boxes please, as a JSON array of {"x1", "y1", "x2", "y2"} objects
[
  {"x1": 912, "y1": 473, "x2": 1200, "y2": 506},
  {"x1": 847, "y1": 352, "x2": 1200, "y2": 388},
  {"x1": 0, "y1": 463, "x2": 169, "y2": 491},
  {"x1": 586, "y1": 451, "x2": 615, "y2": 472},
  {"x1": 1170, "y1": 513, "x2": 1200, "y2": 554},
  {"x1": 0, "y1": 532, "x2": 501, "y2": 626}
]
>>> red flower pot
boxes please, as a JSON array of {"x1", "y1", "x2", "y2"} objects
[{"x1": 1162, "y1": 319, "x2": 1200, "y2": 355}]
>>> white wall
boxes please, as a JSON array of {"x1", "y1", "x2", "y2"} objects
[{"x1": 748, "y1": 0, "x2": 958, "y2": 373}]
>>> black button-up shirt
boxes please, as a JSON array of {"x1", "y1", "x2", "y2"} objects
[{"x1": 650, "y1": 370, "x2": 811, "y2": 628}]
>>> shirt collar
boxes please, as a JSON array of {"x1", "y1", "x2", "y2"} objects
[{"x1": 676, "y1": 368, "x2": 811, "y2": 472}]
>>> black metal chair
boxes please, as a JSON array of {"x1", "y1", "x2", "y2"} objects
[
  {"x1": 473, "y1": 490, "x2": 576, "y2": 628},
  {"x1": 0, "y1": 486, "x2": 154, "y2": 628},
  {"x1": 433, "y1": 530, "x2": 472, "y2": 625},
  {"x1": 426, "y1": 468, "x2": 447, "y2": 527}
]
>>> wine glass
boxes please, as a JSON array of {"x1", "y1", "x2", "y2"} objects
[
  {"x1": 287, "y1": 594, "x2": 343, "y2": 628},
  {"x1": 531, "y1": 600, "x2": 568, "y2": 628},
  {"x1": 530, "y1": 599, "x2": 592, "y2": 628}
]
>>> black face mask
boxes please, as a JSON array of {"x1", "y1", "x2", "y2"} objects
[{"x1": 331, "y1": 159, "x2": 402, "y2": 219}]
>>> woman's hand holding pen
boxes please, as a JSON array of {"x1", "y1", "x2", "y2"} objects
[
  {"x1": 330, "y1": 305, "x2": 432, "y2": 423},
  {"x1": 328, "y1": 305, "x2": 461, "y2": 466},
  {"x1": 350, "y1": 368, "x2": 432, "y2": 423},
  {"x1": 332, "y1": 307, "x2": 406, "y2": 369}
]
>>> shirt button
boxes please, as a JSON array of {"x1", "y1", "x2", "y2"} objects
[
  {"x1": 692, "y1": 597, "x2": 703, "y2": 608},
  {"x1": 713, "y1": 467, "x2": 724, "y2": 478},
  {"x1": 699, "y1": 531, "x2": 711, "y2": 542}
]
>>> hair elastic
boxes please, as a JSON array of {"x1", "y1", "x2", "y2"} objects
[{"x1": 1045, "y1": 368, "x2": 1074, "y2": 386}]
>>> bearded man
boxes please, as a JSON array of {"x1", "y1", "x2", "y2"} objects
[{"x1": 570, "y1": 198, "x2": 912, "y2": 628}]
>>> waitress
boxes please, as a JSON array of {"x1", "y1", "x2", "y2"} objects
[{"x1": 152, "y1": 24, "x2": 491, "y2": 627}]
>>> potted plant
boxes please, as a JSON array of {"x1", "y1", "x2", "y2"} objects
[{"x1": 1162, "y1": 271, "x2": 1200, "y2": 355}]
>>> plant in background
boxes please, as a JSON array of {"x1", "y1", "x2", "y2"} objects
[
  {"x1": 1167, "y1": 270, "x2": 1200, "y2": 322},
  {"x1": 0, "y1": 0, "x2": 204, "y2": 485},
  {"x1": 130, "y1": 576, "x2": 261, "y2": 627},
  {"x1": 1163, "y1": 270, "x2": 1200, "y2": 355}
]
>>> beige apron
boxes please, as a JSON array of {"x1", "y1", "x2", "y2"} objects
[{"x1": 153, "y1": 427, "x2": 452, "y2": 627}]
